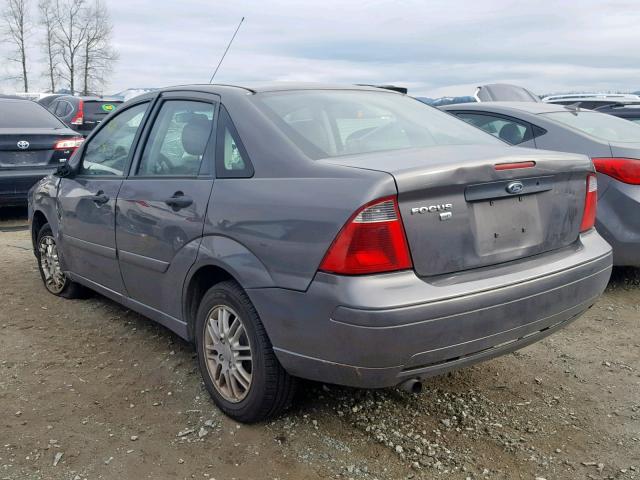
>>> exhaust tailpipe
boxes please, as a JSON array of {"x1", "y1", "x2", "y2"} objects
[{"x1": 399, "y1": 378, "x2": 422, "y2": 394}]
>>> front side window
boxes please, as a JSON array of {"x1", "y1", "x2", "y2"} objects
[
  {"x1": 454, "y1": 112, "x2": 531, "y2": 145},
  {"x1": 80, "y1": 102, "x2": 149, "y2": 176},
  {"x1": 543, "y1": 111, "x2": 640, "y2": 143},
  {"x1": 137, "y1": 100, "x2": 215, "y2": 176},
  {"x1": 252, "y1": 90, "x2": 500, "y2": 159}
]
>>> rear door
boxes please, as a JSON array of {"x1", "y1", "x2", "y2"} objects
[
  {"x1": 57, "y1": 101, "x2": 151, "y2": 293},
  {"x1": 115, "y1": 92, "x2": 217, "y2": 318}
]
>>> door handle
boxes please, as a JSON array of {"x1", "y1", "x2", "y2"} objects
[
  {"x1": 89, "y1": 191, "x2": 109, "y2": 205},
  {"x1": 164, "y1": 191, "x2": 193, "y2": 210}
]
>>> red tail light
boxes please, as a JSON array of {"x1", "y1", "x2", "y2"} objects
[
  {"x1": 580, "y1": 174, "x2": 598, "y2": 232},
  {"x1": 319, "y1": 196, "x2": 412, "y2": 275},
  {"x1": 70, "y1": 100, "x2": 84, "y2": 125},
  {"x1": 592, "y1": 157, "x2": 640, "y2": 185},
  {"x1": 54, "y1": 137, "x2": 84, "y2": 150}
]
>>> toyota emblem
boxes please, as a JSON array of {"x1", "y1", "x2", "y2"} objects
[{"x1": 17, "y1": 140, "x2": 30, "y2": 150}]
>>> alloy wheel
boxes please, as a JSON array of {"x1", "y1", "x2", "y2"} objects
[
  {"x1": 203, "y1": 305, "x2": 253, "y2": 403},
  {"x1": 38, "y1": 235, "x2": 66, "y2": 294}
]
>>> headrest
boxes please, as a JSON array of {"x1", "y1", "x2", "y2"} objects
[{"x1": 181, "y1": 115, "x2": 211, "y2": 156}]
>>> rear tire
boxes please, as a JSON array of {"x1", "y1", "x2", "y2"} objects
[
  {"x1": 195, "y1": 280, "x2": 296, "y2": 423},
  {"x1": 36, "y1": 223, "x2": 86, "y2": 299}
]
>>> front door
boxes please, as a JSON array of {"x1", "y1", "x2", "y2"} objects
[
  {"x1": 115, "y1": 94, "x2": 217, "y2": 318},
  {"x1": 57, "y1": 101, "x2": 151, "y2": 294}
]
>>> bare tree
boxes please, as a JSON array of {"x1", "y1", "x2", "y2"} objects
[
  {"x1": 38, "y1": 0, "x2": 59, "y2": 92},
  {"x1": 80, "y1": 0, "x2": 116, "y2": 94},
  {"x1": 52, "y1": 0, "x2": 87, "y2": 94},
  {"x1": 2, "y1": 0, "x2": 31, "y2": 92}
]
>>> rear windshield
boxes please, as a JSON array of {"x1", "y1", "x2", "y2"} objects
[
  {"x1": 543, "y1": 111, "x2": 640, "y2": 143},
  {"x1": 84, "y1": 101, "x2": 122, "y2": 118},
  {"x1": 0, "y1": 100, "x2": 65, "y2": 128},
  {"x1": 252, "y1": 90, "x2": 500, "y2": 159}
]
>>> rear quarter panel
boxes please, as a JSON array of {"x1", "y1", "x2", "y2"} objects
[{"x1": 203, "y1": 170, "x2": 396, "y2": 291}]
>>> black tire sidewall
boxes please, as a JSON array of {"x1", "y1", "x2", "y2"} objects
[{"x1": 195, "y1": 282, "x2": 271, "y2": 422}]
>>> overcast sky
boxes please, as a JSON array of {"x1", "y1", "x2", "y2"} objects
[{"x1": 2, "y1": 0, "x2": 640, "y2": 97}]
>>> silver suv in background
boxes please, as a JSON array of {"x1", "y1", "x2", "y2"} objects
[{"x1": 30, "y1": 84, "x2": 612, "y2": 422}]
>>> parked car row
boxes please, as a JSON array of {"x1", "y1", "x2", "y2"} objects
[
  {"x1": 28, "y1": 84, "x2": 613, "y2": 422},
  {"x1": 0, "y1": 98, "x2": 84, "y2": 206},
  {"x1": 0, "y1": 94, "x2": 123, "y2": 206},
  {"x1": 43, "y1": 95, "x2": 123, "y2": 136}
]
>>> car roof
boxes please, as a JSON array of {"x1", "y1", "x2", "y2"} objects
[
  {"x1": 442, "y1": 101, "x2": 577, "y2": 115},
  {"x1": 597, "y1": 104, "x2": 640, "y2": 112},
  {"x1": 0, "y1": 95, "x2": 28, "y2": 101},
  {"x1": 153, "y1": 82, "x2": 401, "y2": 96},
  {"x1": 543, "y1": 93, "x2": 640, "y2": 102},
  {"x1": 56, "y1": 95, "x2": 123, "y2": 102}
]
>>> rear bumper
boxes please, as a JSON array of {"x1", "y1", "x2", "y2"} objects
[
  {"x1": 0, "y1": 169, "x2": 54, "y2": 206},
  {"x1": 248, "y1": 231, "x2": 612, "y2": 388},
  {"x1": 596, "y1": 180, "x2": 640, "y2": 266}
]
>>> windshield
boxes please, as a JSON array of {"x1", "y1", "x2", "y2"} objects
[
  {"x1": 253, "y1": 90, "x2": 500, "y2": 159},
  {"x1": 543, "y1": 111, "x2": 640, "y2": 143},
  {"x1": 0, "y1": 100, "x2": 65, "y2": 129}
]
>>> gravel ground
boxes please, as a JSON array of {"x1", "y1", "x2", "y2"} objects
[{"x1": 1, "y1": 209, "x2": 638, "y2": 480}]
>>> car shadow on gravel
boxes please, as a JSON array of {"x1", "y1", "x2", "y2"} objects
[{"x1": 607, "y1": 266, "x2": 640, "y2": 290}]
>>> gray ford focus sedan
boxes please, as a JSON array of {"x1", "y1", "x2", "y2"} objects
[{"x1": 28, "y1": 84, "x2": 612, "y2": 422}]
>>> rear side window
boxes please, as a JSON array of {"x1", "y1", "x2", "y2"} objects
[
  {"x1": 80, "y1": 102, "x2": 149, "y2": 176},
  {"x1": 252, "y1": 90, "x2": 499, "y2": 159},
  {"x1": 137, "y1": 100, "x2": 215, "y2": 177},
  {"x1": 215, "y1": 106, "x2": 253, "y2": 178},
  {"x1": 55, "y1": 101, "x2": 71, "y2": 117},
  {"x1": 453, "y1": 112, "x2": 533, "y2": 145},
  {"x1": 0, "y1": 100, "x2": 64, "y2": 128}
]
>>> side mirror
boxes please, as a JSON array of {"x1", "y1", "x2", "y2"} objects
[{"x1": 54, "y1": 163, "x2": 75, "y2": 178}]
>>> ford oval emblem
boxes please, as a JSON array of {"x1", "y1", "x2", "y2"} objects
[
  {"x1": 17, "y1": 140, "x2": 29, "y2": 150},
  {"x1": 506, "y1": 181, "x2": 524, "y2": 194}
]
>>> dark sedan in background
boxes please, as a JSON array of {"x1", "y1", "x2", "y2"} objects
[
  {"x1": 47, "y1": 95, "x2": 122, "y2": 135},
  {"x1": 596, "y1": 103, "x2": 640, "y2": 124},
  {"x1": 0, "y1": 98, "x2": 83, "y2": 206},
  {"x1": 443, "y1": 101, "x2": 640, "y2": 266}
]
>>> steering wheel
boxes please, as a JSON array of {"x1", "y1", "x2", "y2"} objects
[
  {"x1": 155, "y1": 153, "x2": 174, "y2": 174},
  {"x1": 344, "y1": 123, "x2": 394, "y2": 152}
]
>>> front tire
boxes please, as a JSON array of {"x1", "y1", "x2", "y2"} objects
[
  {"x1": 36, "y1": 223, "x2": 86, "y2": 299},
  {"x1": 195, "y1": 280, "x2": 296, "y2": 423}
]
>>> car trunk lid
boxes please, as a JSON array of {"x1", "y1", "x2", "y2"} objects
[
  {"x1": 0, "y1": 129, "x2": 76, "y2": 168},
  {"x1": 321, "y1": 145, "x2": 592, "y2": 277}
]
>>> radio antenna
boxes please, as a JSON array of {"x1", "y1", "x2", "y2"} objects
[{"x1": 209, "y1": 17, "x2": 245, "y2": 83}]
